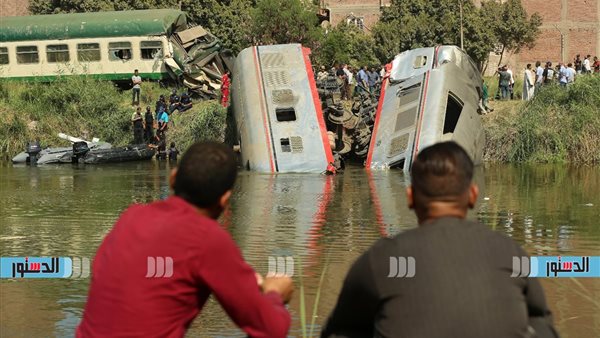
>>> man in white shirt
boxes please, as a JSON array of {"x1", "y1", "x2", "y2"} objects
[
  {"x1": 566, "y1": 63, "x2": 576, "y2": 84},
  {"x1": 131, "y1": 69, "x2": 142, "y2": 106},
  {"x1": 535, "y1": 61, "x2": 544, "y2": 94},
  {"x1": 506, "y1": 65, "x2": 515, "y2": 99},
  {"x1": 583, "y1": 55, "x2": 592, "y2": 74}
]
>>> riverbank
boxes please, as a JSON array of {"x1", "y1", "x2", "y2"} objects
[
  {"x1": 2, "y1": 75, "x2": 599, "y2": 163},
  {"x1": 0, "y1": 78, "x2": 226, "y2": 161},
  {"x1": 483, "y1": 75, "x2": 600, "y2": 164}
]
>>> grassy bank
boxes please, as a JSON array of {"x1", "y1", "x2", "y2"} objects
[
  {"x1": 0, "y1": 77, "x2": 226, "y2": 161},
  {"x1": 483, "y1": 75, "x2": 600, "y2": 163}
]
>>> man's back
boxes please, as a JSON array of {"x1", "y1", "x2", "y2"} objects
[
  {"x1": 77, "y1": 196, "x2": 290, "y2": 337},
  {"x1": 322, "y1": 217, "x2": 556, "y2": 338}
]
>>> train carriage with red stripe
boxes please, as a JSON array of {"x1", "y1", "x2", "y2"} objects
[
  {"x1": 231, "y1": 44, "x2": 334, "y2": 173},
  {"x1": 366, "y1": 45, "x2": 484, "y2": 171}
]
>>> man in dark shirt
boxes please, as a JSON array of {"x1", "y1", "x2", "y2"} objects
[
  {"x1": 144, "y1": 106, "x2": 154, "y2": 142},
  {"x1": 155, "y1": 95, "x2": 167, "y2": 118},
  {"x1": 169, "y1": 89, "x2": 180, "y2": 113},
  {"x1": 77, "y1": 142, "x2": 294, "y2": 337},
  {"x1": 321, "y1": 142, "x2": 558, "y2": 338},
  {"x1": 178, "y1": 92, "x2": 193, "y2": 112},
  {"x1": 131, "y1": 107, "x2": 144, "y2": 144}
]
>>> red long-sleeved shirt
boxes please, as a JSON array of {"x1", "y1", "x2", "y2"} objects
[{"x1": 77, "y1": 196, "x2": 290, "y2": 338}]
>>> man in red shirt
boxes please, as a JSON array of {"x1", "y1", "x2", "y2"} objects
[
  {"x1": 77, "y1": 142, "x2": 293, "y2": 338},
  {"x1": 221, "y1": 70, "x2": 231, "y2": 107}
]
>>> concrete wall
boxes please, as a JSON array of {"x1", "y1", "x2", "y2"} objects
[{"x1": 0, "y1": 0, "x2": 29, "y2": 17}]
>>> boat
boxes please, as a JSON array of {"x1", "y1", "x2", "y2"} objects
[
  {"x1": 366, "y1": 45, "x2": 485, "y2": 171},
  {"x1": 59, "y1": 142, "x2": 155, "y2": 164},
  {"x1": 231, "y1": 44, "x2": 334, "y2": 173},
  {"x1": 12, "y1": 134, "x2": 111, "y2": 165}
]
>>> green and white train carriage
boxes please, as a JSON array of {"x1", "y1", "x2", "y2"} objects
[{"x1": 0, "y1": 9, "x2": 231, "y2": 96}]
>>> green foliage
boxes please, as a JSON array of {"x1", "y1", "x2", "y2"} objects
[
  {"x1": 169, "y1": 101, "x2": 227, "y2": 152},
  {"x1": 481, "y1": 0, "x2": 542, "y2": 67},
  {"x1": 484, "y1": 75, "x2": 600, "y2": 164},
  {"x1": 313, "y1": 23, "x2": 380, "y2": 69},
  {"x1": 372, "y1": 0, "x2": 541, "y2": 68},
  {"x1": 250, "y1": 0, "x2": 321, "y2": 47}
]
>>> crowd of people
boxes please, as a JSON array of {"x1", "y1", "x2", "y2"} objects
[
  {"x1": 492, "y1": 54, "x2": 600, "y2": 103},
  {"x1": 317, "y1": 64, "x2": 386, "y2": 99},
  {"x1": 129, "y1": 69, "x2": 189, "y2": 161}
]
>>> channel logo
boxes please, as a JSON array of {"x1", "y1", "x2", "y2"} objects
[
  {"x1": 267, "y1": 256, "x2": 294, "y2": 277},
  {"x1": 512, "y1": 256, "x2": 599, "y2": 278},
  {"x1": 0, "y1": 257, "x2": 89, "y2": 279},
  {"x1": 145, "y1": 256, "x2": 173, "y2": 278},
  {"x1": 387, "y1": 256, "x2": 416, "y2": 278}
]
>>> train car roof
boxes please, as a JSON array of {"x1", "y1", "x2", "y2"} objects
[{"x1": 0, "y1": 9, "x2": 188, "y2": 42}]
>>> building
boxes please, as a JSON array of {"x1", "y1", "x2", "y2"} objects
[
  {"x1": 319, "y1": 0, "x2": 391, "y2": 31},
  {"x1": 1, "y1": 0, "x2": 29, "y2": 17}
]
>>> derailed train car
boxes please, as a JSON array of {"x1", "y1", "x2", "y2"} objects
[
  {"x1": 366, "y1": 46, "x2": 485, "y2": 171},
  {"x1": 231, "y1": 44, "x2": 334, "y2": 173}
]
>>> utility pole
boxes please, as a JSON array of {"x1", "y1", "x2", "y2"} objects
[{"x1": 459, "y1": 0, "x2": 464, "y2": 50}]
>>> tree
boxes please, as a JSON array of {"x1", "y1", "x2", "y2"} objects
[
  {"x1": 372, "y1": 0, "x2": 497, "y2": 68},
  {"x1": 250, "y1": 0, "x2": 322, "y2": 47},
  {"x1": 482, "y1": 0, "x2": 542, "y2": 68},
  {"x1": 313, "y1": 23, "x2": 379, "y2": 69}
]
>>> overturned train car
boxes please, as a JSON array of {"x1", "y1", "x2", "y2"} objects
[
  {"x1": 231, "y1": 44, "x2": 334, "y2": 173},
  {"x1": 366, "y1": 46, "x2": 485, "y2": 171}
]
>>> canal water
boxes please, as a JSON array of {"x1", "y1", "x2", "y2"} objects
[{"x1": 0, "y1": 162, "x2": 598, "y2": 337}]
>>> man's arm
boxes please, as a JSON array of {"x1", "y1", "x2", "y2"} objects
[
  {"x1": 321, "y1": 252, "x2": 379, "y2": 338},
  {"x1": 198, "y1": 230, "x2": 290, "y2": 338}
]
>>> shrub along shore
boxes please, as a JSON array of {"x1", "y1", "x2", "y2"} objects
[
  {"x1": 0, "y1": 77, "x2": 226, "y2": 161},
  {"x1": 1, "y1": 75, "x2": 599, "y2": 164}
]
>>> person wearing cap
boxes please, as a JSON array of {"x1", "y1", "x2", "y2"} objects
[{"x1": 321, "y1": 141, "x2": 558, "y2": 338}]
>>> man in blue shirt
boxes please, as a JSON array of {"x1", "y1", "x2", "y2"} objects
[
  {"x1": 158, "y1": 107, "x2": 169, "y2": 136},
  {"x1": 368, "y1": 67, "x2": 380, "y2": 94},
  {"x1": 356, "y1": 66, "x2": 369, "y2": 95}
]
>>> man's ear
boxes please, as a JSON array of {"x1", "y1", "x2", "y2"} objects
[
  {"x1": 406, "y1": 186, "x2": 414, "y2": 210},
  {"x1": 468, "y1": 183, "x2": 479, "y2": 209},
  {"x1": 219, "y1": 190, "x2": 232, "y2": 209},
  {"x1": 169, "y1": 168, "x2": 177, "y2": 191}
]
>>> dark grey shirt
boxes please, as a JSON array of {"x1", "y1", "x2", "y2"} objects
[{"x1": 321, "y1": 217, "x2": 559, "y2": 338}]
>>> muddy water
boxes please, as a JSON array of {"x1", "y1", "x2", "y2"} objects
[{"x1": 0, "y1": 163, "x2": 598, "y2": 337}]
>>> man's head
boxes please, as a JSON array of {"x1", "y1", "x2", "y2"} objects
[
  {"x1": 134, "y1": 69, "x2": 138, "y2": 75},
  {"x1": 136, "y1": 106, "x2": 141, "y2": 113},
  {"x1": 146, "y1": 106, "x2": 151, "y2": 112},
  {"x1": 170, "y1": 142, "x2": 237, "y2": 219},
  {"x1": 527, "y1": 64, "x2": 532, "y2": 70},
  {"x1": 568, "y1": 63, "x2": 573, "y2": 67},
  {"x1": 536, "y1": 61, "x2": 541, "y2": 67},
  {"x1": 407, "y1": 142, "x2": 478, "y2": 224}
]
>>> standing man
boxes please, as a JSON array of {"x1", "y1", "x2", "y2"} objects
[
  {"x1": 574, "y1": 54, "x2": 582, "y2": 74},
  {"x1": 558, "y1": 63, "x2": 568, "y2": 88},
  {"x1": 506, "y1": 64, "x2": 515, "y2": 100},
  {"x1": 157, "y1": 106, "x2": 169, "y2": 137},
  {"x1": 535, "y1": 61, "x2": 544, "y2": 94},
  {"x1": 336, "y1": 65, "x2": 348, "y2": 100},
  {"x1": 131, "y1": 69, "x2": 142, "y2": 106},
  {"x1": 498, "y1": 66, "x2": 511, "y2": 100},
  {"x1": 144, "y1": 106, "x2": 154, "y2": 143},
  {"x1": 131, "y1": 107, "x2": 144, "y2": 144},
  {"x1": 368, "y1": 67, "x2": 380, "y2": 94},
  {"x1": 522, "y1": 64, "x2": 535, "y2": 101},
  {"x1": 583, "y1": 55, "x2": 592, "y2": 74},
  {"x1": 566, "y1": 63, "x2": 576, "y2": 85},
  {"x1": 321, "y1": 142, "x2": 558, "y2": 338},
  {"x1": 356, "y1": 66, "x2": 369, "y2": 95},
  {"x1": 77, "y1": 142, "x2": 293, "y2": 337},
  {"x1": 221, "y1": 70, "x2": 231, "y2": 107},
  {"x1": 344, "y1": 65, "x2": 353, "y2": 100}
]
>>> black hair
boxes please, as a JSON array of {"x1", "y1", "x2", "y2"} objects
[
  {"x1": 411, "y1": 141, "x2": 473, "y2": 202},
  {"x1": 174, "y1": 142, "x2": 237, "y2": 208},
  {"x1": 170, "y1": 142, "x2": 175, "y2": 148}
]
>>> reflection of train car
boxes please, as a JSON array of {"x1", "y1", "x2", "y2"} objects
[
  {"x1": 231, "y1": 44, "x2": 333, "y2": 173},
  {"x1": 366, "y1": 46, "x2": 484, "y2": 171},
  {"x1": 0, "y1": 9, "x2": 232, "y2": 96}
]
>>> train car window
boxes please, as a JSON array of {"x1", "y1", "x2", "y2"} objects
[
  {"x1": 108, "y1": 42, "x2": 132, "y2": 61},
  {"x1": 77, "y1": 43, "x2": 101, "y2": 62},
  {"x1": 47, "y1": 44, "x2": 70, "y2": 63},
  {"x1": 140, "y1": 41, "x2": 162, "y2": 60},
  {"x1": 0, "y1": 47, "x2": 8, "y2": 65},
  {"x1": 413, "y1": 55, "x2": 427, "y2": 69},
  {"x1": 16, "y1": 46, "x2": 39, "y2": 64},
  {"x1": 443, "y1": 93, "x2": 464, "y2": 134},
  {"x1": 276, "y1": 107, "x2": 296, "y2": 122}
]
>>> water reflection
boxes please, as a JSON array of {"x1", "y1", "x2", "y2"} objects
[{"x1": 0, "y1": 163, "x2": 598, "y2": 338}]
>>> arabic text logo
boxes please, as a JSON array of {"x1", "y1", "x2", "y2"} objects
[
  {"x1": 511, "y1": 256, "x2": 598, "y2": 278},
  {"x1": 0, "y1": 257, "x2": 89, "y2": 279},
  {"x1": 146, "y1": 257, "x2": 173, "y2": 278}
]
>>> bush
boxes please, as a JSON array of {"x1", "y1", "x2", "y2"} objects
[{"x1": 169, "y1": 101, "x2": 227, "y2": 152}]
